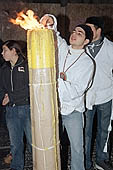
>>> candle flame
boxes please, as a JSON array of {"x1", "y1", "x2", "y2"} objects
[{"x1": 10, "y1": 10, "x2": 44, "y2": 30}]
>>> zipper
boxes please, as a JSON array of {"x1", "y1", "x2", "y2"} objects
[
  {"x1": 11, "y1": 67, "x2": 14, "y2": 92},
  {"x1": 10, "y1": 59, "x2": 24, "y2": 92}
]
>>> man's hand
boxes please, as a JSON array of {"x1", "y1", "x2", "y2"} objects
[
  {"x1": 2, "y1": 93, "x2": 9, "y2": 106},
  {"x1": 40, "y1": 15, "x2": 54, "y2": 28}
]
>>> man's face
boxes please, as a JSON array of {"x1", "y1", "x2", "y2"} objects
[
  {"x1": 86, "y1": 23, "x2": 101, "y2": 42},
  {"x1": 69, "y1": 27, "x2": 88, "y2": 49}
]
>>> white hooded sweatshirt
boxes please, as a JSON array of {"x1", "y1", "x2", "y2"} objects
[
  {"x1": 42, "y1": 14, "x2": 95, "y2": 115},
  {"x1": 86, "y1": 37, "x2": 113, "y2": 110}
]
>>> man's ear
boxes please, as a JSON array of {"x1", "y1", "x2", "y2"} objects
[
  {"x1": 12, "y1": 48, "x2": 16, "y2": 54},
  {"x1": 97, "y1": 28, "x2": 102, "y2": 36},
  {"x1": 84, "y1": 39, "x2": 90, "y2": 46}
]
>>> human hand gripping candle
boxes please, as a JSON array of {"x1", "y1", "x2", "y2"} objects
[
  {"x1": 40, "y1": 15, "x2": 54, "y2": 28},
  {"x1": 10, "y1": 10, "x2": 61, "y2": 170}
]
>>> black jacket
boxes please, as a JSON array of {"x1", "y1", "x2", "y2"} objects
[{"x1": 0, "y1": 55, "x2": 30, "y2": 106}]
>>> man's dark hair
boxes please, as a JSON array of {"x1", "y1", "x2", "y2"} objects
[
  {"x1": 76, "y1": 24, "x2": 93, "y2": 44},
  {"x1": 85, "y1": 16, "x2": 104, "y2": 36}
]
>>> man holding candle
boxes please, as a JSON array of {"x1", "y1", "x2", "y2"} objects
[{"x1": 40, "y1": 15, "x2": 95, "y2": 170}]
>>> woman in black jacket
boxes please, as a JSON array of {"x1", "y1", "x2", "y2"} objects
[{"x1": 0, "y1": 40, "x2": 32, "y2": 170}]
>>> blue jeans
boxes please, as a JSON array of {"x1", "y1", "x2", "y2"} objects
[
  {"x1": 85, "y1": 100, "x2": 112, "y2": 169},
  {"x1": 6, "y1": 105, "x2": 32, "y2": 170},
  {"x1": 62, "y1": 110, "x2": 85, "y2": 170}
]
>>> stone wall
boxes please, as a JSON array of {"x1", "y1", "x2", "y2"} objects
[{"x1": 0, "y1": 1, "x2": 113, "y2": 42}]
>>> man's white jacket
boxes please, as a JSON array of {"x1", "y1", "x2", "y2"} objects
[
  {"x1": 43, "y1": 14, "x2": 95, "y2": 115},
  {"x1": 57, "y1": 41, "x2": 94, "y2": 115},
  {"x1": 86, "y1": 37, "x2": 113, "y2": 110}
]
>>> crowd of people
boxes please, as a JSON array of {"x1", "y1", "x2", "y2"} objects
[{"x1": 0, "y1": 14, "x2": 113, "y2": 170}]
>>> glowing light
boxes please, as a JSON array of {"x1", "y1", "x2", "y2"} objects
[{"x1": 10, "y1": 10, "x2": 44, "y2": 30}]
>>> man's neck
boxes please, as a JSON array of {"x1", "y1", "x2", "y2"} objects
[
  {"x1": 71, "y1": 45, "x2": 84, "y2": 49},
  {"x1": 91, "y1": 36, "x2": 103, "y2": 44},
  {"x1": 92, "y1": 35, "x2": 102, "y2": 43}
]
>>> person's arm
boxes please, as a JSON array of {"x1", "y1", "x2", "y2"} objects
[
  {"x1": 40, "y1": 14, "x2": 67, "y2": 49},
  {"x1": 0, "y1": 88, "x2": 5, "y2": 103},
  {"x1": 40, "y1": 14, "x2": 57, "y2": 32},
  {"x1": 107, "y1": 39, "x2": 113, "y2": 67},
  {"x1": 2, "y1": 93, "x2": 9, "y2": 105},
  {"x1": 0, "y1": 67, "x2": 6, "y2": 103}
]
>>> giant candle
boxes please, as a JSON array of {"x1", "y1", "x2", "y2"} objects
[{"x1": 27, "y1": 28, "x2": 61, "y2": 170}]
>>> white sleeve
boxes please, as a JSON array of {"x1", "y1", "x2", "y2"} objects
[
  {"x1": 41, "y1": 14, "x2": 67, "y2": 49},
  {"x1": 40, "y1": 14, "x2": 57, "y2": 32}
]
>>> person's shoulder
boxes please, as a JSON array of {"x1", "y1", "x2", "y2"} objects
[
  {"x1": 1, "y1": 61, "x2": 10, "y2": 69},
  {"x1": 20, "y1": 57, "x2": 29, "y2": 71},
  {"x1": 103, "y1": 37, "x2": 113, "y2": 55},
  {"x1": 104, "y1": 37, "x2": 113, "y2": 46},
  {"x1": 18, "y1": 54, "x2": 28, "y2": 65},
  {"x1": 0, "y1": 62, "x2": 10, "y2": 77}
]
